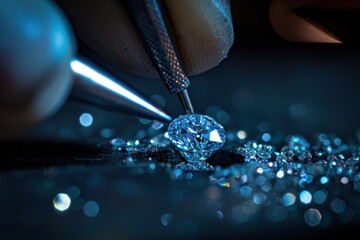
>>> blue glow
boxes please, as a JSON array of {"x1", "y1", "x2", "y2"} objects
[
  {"x1": 22, "y1": 19, "x2": 41, "y2": 40},
  {"x1": 83, "y1": 201, "x2": 99, "y2": 217},
  {"x1": 148, "y1": 163, "x2": 156, "y2": 170},
  {"x1": 319, "y1": 133, "x2": 327, "y2": 142},
  {"x1": 334, "y1": 138, "x2": 342, "y2": 146},
  {"x1": 300, "y1": 190, "x2": 312, "y2": 204},
  {"x1": 239, "y1": 186, "x2": 252, "y2": 197},
  {"x1": 160, "y1": 213, "x2": 173, "y2": 226},
  {"x1": 282, "y1": 193, "x2": 296, "y2": 206},
  {"x1": 331, "y1": 198, "x2": 346, "y2": 214},
  {"x1": 100, "y1": 128, "x2": 114, "y2": 138},
  {"x1": 289, "y1": 103, "x2": 307, "y2": 117},
  {"x1": 152, "y1": 121, "x2": 164, "y2": 130},
  {"x1": 171, "y1": 169, "x2": 183, "y2": 179},
  {"x1": 79, "y1": 113, "x2": 93, "y2": 127},
  {"x1": 216, "y1": 210, "x2": 224, "y2": 220},
  {"x1": 276, "y1": 170, "x2": 285, "y2": 178},
  {"x1": 71, "y1": 59, "x2": 172, "y2": 121},
  {"x1": 320, "y1": 176, "x2": 329, "y2": 184},
  {"x1": 216, "y1": 111, "x2": 230, "y2": 124},
  {"x1": 66, "y1": 186, "x2": 80, "y2": 199},
  {"x1": 150, "y1": 94, "x2": 165, "y2": 108},
  {"x1": 262, "y1": 133, "x2": 271, "y2": 142},
  {"x1": 253, "y1": 192, "x2": 267, "y2": 205},
  {"x1": 211, "y1": 0, "x2": 232, "y2": 23},
  {"x1": 313, "y1": 190, "x2": 327, "y2": 204},
  {"x1": 185, "y1": 172, "x2": 193, "y2": 180},
  {"x1": 304, "y1": 208, "x2": 321, "y2": 227}
]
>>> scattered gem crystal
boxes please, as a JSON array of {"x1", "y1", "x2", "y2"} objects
[{"x1": 63, "y1": 127, "x2": 360, "y2": 229}]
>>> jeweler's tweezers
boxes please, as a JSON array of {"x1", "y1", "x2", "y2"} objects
[
  {"x1": 121, "y1": 0, "x2": 195, "y2": 114},
  {"x1": 70, "y1": 56, "x2": 172, "y2": 123}
]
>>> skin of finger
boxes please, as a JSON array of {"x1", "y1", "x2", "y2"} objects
[
  {"x1": 269, "y1": 0, "x2": 341, "y2": 43},
  {"x1": 164, "y1": 0, "x2": 234, "y2": 75},
  {"x1": 0, "y1": 0, "x2": 75, "y2": 139},
  {"x1": 56, "y1": 0, "x2": 234, "y2": 78},
  {"x1": 57, "y1": 0, "x2": 157, "y2": 77}
]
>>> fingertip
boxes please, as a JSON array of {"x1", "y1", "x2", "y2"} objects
[{"x1": 165, "y1": 0, "x2": 234, "y2": 75}]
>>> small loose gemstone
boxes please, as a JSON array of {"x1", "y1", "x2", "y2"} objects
[
  {"x1": 257, "y1": 149, "x2": 271, "y2": 160},
  {"x1": 288, "y1": 135, "x2": 310, "y2": 153},
  {"x1": 235, "y1": 146, "x2": 247, "y2": 156}
]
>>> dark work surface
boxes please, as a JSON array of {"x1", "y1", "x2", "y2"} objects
[{"x1": 1, "y1": 140, "x2": 360, "y2": 240}]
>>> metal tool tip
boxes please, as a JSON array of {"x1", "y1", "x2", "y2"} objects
[{"x1": 177, "y1": 90, "x2": 195, "y2": 114}]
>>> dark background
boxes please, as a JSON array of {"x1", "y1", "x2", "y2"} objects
[{"x1": 21, "y1": 0, "x2": 360, "y2": 141}]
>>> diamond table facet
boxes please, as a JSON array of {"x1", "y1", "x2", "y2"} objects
[{"x1": 168, "y1": 114, "x2": 226, "y2": 167}]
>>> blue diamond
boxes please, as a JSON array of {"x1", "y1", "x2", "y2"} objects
[{"x1": 168, "y1": 114, "x2": 226, "y2": 164}]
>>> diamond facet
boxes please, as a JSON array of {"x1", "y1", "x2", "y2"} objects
[{"x1": 168, "y1": 114, "x2": 226, "y2": 166}]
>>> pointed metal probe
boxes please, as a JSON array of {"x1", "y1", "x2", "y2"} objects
[
  {"x1": 122, "y1": 0, "x2": 195, "y2": 114},
  {"x1": 70, "y1": 57, "x2": 172, "y2": 123}
]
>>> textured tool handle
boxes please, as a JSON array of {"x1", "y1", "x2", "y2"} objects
[{"x1": 122, "y1": 0, "x2": 190, "y2": 93}]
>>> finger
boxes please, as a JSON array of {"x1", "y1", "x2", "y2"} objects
[
  {"x1": 269, "y1": 0, "x2": 342, "y2": 43},
  {"x1": 56, "y1": 0, "x2": 234, "y2": 78},
  {"x1": 0, "y1": 0, "x2": 75, "y2": 139},
  {"x1": 164, "y1": 0, "x2": 234, "y2": 75}
]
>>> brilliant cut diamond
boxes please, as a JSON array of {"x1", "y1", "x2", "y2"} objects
[{"x1": 168, "y1": 114, "x2": 226, "y2": 167}]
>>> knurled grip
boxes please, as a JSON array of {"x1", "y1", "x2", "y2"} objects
[{"x1": 121, "y1": 0, "x2": 190, "y2": 93}]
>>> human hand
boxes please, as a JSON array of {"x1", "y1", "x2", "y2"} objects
[{"x1": 0, "y1": 0, "x2": 234, "y2": 139}]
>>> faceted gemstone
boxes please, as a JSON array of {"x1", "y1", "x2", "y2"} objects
[{"x1": 168, "y1": 114, "x2": 226, "y2": 165}]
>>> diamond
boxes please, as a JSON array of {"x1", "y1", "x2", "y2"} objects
[{"x1": 168, "y1": 114, "x2": 226, "y2": 168}]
